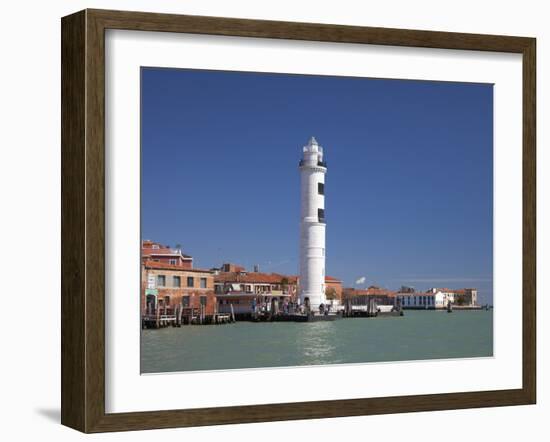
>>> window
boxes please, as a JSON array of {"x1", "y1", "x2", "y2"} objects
[
  {"x1": 169, "y1": 259, "x2": 177, "y2": 265},
  {"x1": 200, "y1": 296, "x2": 207, "y2": 306},
  {"x1": 173, "y1": 276, "x2": 181, "y2": 287},
  {"x1": 318, "y1": 182, "x2": 324, "y2": 195},
  {"x1": 318, "y1": 208, "x2": 325, "y2": 222},
  {"x1": 200, "y1": 277, "x2": 207, "y2": 289},
  {"x1": 164, "y1": 296, "x2": 170, "y2": 306},
  {"x1": 187, "y1": 276, "x2": 194, "y2": 287},
  {"x1": 181, "y1": 296, "x2": 190, "y2": 307},
  {"x1": 156, "y1": 275, "x2": 166, "y2": 286}
]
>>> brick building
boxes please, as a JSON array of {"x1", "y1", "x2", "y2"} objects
[
  {"x1": 445, "y1": 288, "x2": 478, "y2": 306},
  {"x1": 141, "y1": 240, "x2": 193, "y2": 268},
  {"x1": 214, "y1": 268, "x2": 298, "y2": 316},
  {"x1": 142, "y1": 261, "x2": 217, "y2": 316},
  {"x1": 213, "y1": 264, "x2": 344, "y2": 316},
  {"x1": 343, "y1": 286, "x2": 397, "y2": 307},
  {"x1": 463, "y1": 288, "x2": 478, "y2": 306}
]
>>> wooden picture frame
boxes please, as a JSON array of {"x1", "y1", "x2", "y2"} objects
[{"x1": 61, "y1": 8, "x2": 536, "y2": 433}]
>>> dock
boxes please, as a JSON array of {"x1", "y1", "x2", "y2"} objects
[
  {"x1": 142, "y1": 305, "x2": 234, "y2": 329},
  {"x1": 271, "y1": 312, "x2": 342, "y2": 322}
]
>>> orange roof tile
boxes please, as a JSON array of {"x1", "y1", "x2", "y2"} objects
[
  {"x1": 325, "y1": 276, "x2": 341, "y2": 282},
  {"x1": 143, "y1": 260, "x2": 211, "y2": 273},
  {"x1": 215, "y1": 272, "x2": 297, "y2": 284},
  {"x1": 343, "y1": 287, "x2": 396, "y2": 297}
]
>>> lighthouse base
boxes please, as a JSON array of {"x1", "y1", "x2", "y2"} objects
[{"x1": 299, "y1": 292, "x2": 328, "y2": 314}]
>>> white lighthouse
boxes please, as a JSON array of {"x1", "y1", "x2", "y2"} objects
[{"x1": 299, "y1": 136, "x2": 327, "y2": 313}]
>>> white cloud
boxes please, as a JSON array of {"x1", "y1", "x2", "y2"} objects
[{"x1": 355, "y1": 276, "x2": 366, "y2": 285}]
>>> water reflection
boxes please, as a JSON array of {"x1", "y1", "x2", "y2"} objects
[
  {"x1": 296, "y1": 322, "x2": 338, "y2": 365},
  {"x1": 141, "y1": 311, "x2": 493, "y2": 373}
]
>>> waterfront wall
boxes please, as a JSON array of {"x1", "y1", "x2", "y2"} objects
[{"x1": 141, "y1": 263, "x2": 217, "y2": 316}]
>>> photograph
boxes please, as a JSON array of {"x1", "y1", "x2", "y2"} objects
[
  {"x1": 140, "y1": 67, "x2": 494, "y2": 374},
  {"x1": 1, "y1": 0, "x2": 542, "y2": 438}
]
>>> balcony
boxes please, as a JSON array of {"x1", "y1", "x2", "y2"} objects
[{"x1": 299, "y1": 159, "x2": 328, "y2": 168}]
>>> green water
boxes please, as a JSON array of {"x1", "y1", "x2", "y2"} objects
[{"x1": 141, "y1": 310, "x2": 493, "y2": 373}]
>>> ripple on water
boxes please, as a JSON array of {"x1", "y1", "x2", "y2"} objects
[{"x1": 141, "y1": 311, "x2": 493, "y2": 373}]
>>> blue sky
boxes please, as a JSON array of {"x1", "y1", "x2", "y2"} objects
[{"x1": 141, "y1": 68, "x2": 493, "y2": 304}]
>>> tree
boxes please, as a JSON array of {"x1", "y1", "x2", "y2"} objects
[{"x1": 325, "y1": 287, "x2": 337, "y2": 301}]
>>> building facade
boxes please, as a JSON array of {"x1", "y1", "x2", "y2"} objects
[
  {"x1": 343, "y1": 287, "x2": 397, "y2": 305},
  {"x1": 429, "y1": 288, "x2": 456, "y2": 308},
  {"x1": 299, "y1": 136, "x2": 327, "y2": 312},
  {"x1": 427, "y1": 287, "x2": 478, "y2": 308},
  {"x1": 141, "y1": 240, "x2": 193, "y2": 268},
  {"x1": 214, "y1": 268, "x2": 297, "y2": 316},
  {"x1": 141, "y1": 261, "x2": 216, "y2": 316},
  {"x1": 397, "y1": 291, "x2": 436, "y2": 309},
  {"x1": 460, "y1": 288, "x2": 478, "y2": 306},
  {"x1": 325, "y1": 276, "x2": 343, "y2": 303}
]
